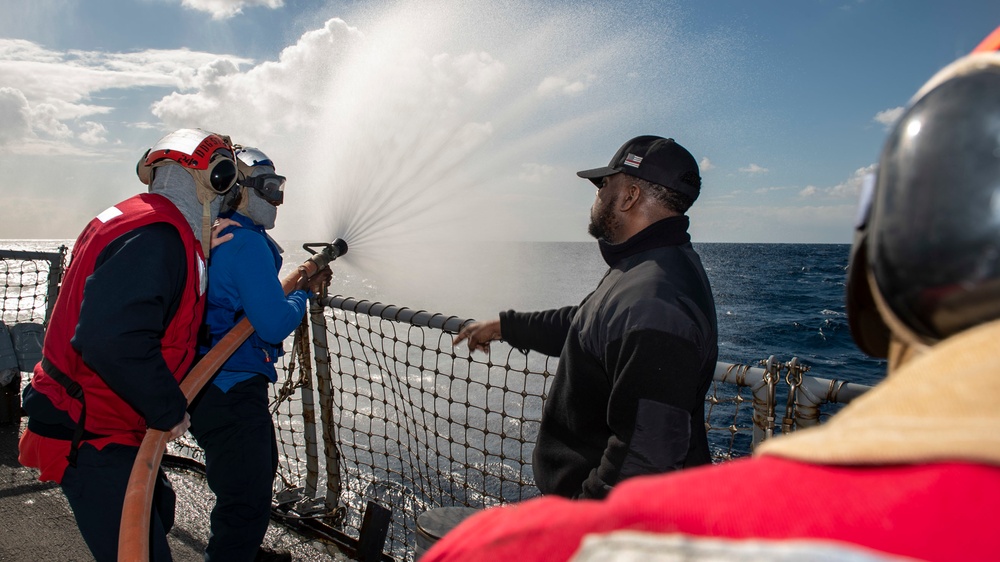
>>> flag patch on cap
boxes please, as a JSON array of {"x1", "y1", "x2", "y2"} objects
[{"x1": 624, "y1": 153, "x2": 643, "y2": 168}]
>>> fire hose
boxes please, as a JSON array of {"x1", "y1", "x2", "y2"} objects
[{"x1": 118, "y1": 239, "x2": 348, "y2": 562}]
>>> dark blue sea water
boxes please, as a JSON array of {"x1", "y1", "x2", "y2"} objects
[
  {"x1": 700, "y1": 243, "x2": 886, "y2": 387},
  {"x1": 3, "y1": 239, "x2": 888, "y2": 387}
]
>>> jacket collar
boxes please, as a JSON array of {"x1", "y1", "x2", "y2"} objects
[
  {"x1": 598, "y1": 216, "x2": 690, "y2": 267},
  {"x1": 221, "y1": 210, "x2": 266, "y2": 234}
]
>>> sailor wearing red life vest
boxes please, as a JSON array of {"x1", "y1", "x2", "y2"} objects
[
  {"x1": 18, "y1": 129, "x2": 239, "y2": 562},
  {"x1": 423, "y1": 30, "x2": 1000, "y2": 562}
]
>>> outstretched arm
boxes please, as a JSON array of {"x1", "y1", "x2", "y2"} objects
[{"x1": 226, "y1": 235, "x2": 311, "y2": 343}]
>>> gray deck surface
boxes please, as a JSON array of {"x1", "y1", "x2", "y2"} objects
[{"x1": 0, "y1": 419, "x2": 349, "y2": 562}]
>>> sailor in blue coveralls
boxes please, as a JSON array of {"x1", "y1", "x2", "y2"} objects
[{"x1": 189, "y1": 146, "x2": 331, "y2": 561}]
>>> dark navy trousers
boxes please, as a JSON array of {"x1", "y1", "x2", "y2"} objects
[
  {"x1": 189, "y1": 375, "x2": 278, "y2": 562},
  {"x1": 61, "y1": 442, "x2": 176, "y2": 562}
]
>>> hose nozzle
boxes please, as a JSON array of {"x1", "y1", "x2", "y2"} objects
[
  {"x1": 330, "y1": 238, "x2": 348, "y2": 260},
  {"x1": 302, "y1": 239, "x2": 349, "y2": 271}
]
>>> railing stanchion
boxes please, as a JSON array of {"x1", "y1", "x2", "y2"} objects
[{"x1": 313, "y1": 295, "x2": 342, "y2": 508}]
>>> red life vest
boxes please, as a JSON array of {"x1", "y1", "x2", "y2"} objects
[
  {"x1": 29, "y1": 193, "x2": 205, "y2": 445},
  {"x1": 423, "y1": 456, "x2": 1000, "y2": 562}
]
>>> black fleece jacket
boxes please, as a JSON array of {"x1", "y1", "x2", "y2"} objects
[{"x1": 500, "y1": 216, "x2": 717, "y2": 499}]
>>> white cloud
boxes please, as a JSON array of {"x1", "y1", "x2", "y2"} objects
[
  {"x1": 0, "y1": 38, "x2": 252, "y2": 154},
  {"x1": 739, "y1": 163, "x2": 768, "y2": 174},
  {"x1": 180, "y1": 0, "x2": 284, "y2": 20},
  {"x1": 0, "y1": 40, "x2": 249, "y2": 108},
  {"x1": 0, "y1": 87, "x2": 32, "y2": 145},
  {"x1": 537, "y1": 74, "x2": 594, "y2": 97},
  {"x1": 830, "y1": 164, "x2": 876, "y2": 198},
  {"x1": 151, "y1": 18, "x2": 362, "y2": 137},
  {"x1": 0, "y1": 8, "x2": 608, "y2": 241},
  {"x1": 446, "y1": 52, "x2": 507, "y2": 94},
  {"x1": 754, "y1": 185, "x2": 790, "y2": 194},
  {"x1": 874, "y1": 106, "x2": 904, "y2": 128},
  {"x1": 699, "y1": 157, "x2": 714, "y2": 172},
  {"x1": 29, "y1": 102, "x2": 74, "y2": 139},
  {"x1": 518, "y1": 163, "x2": 554, "y2": 183},
  {"x1": 79, "y1": 121, "x2": 109, "y2": 145},
  {"x1": 799, "y1": 164, "x2": 876, "y2": 199},
  {"x1": 0, "y1": 2, "x2": 732, "y2": 247}
]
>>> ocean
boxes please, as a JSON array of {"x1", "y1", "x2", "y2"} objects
[
  {"x1": 286, "y1": 240, "x2": 886, "y2": 388},
  {"x1": 701, "y1": 243, "x2": 885, "y2": 387},
  {"x1": 2, "y1": 239, "x2": 887, "y2": 388}
]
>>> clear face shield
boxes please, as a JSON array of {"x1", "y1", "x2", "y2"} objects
[{"x1": 235, "y1": 146, "x2": 285, "y2": 205}]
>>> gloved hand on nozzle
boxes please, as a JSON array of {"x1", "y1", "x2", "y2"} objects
[{"x1": 296, "y1": 265, "x2": 333, "y2": 296}]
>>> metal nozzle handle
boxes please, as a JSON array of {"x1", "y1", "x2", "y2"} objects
[{"x1": 302, "y1": 238, "x2": 349, "y2": 270}]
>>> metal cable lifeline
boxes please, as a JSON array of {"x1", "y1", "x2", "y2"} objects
[
  {"x1": 249, "y1": 294, "x2": 874, "y2": 561},
  {"x1": 1, "y1": 248, "x2": 874, "y2": 562}
]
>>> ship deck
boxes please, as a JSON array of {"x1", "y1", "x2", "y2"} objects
[{"x1": 0, "y1": 420, "x2": 348, "y2": 562}]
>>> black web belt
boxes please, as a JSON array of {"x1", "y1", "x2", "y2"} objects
[{"x1": 38, "y1": 357, "x2": 106, "y2": 467}]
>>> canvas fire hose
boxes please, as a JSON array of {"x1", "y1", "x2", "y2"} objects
[{"x1": 118, "y1": 239, "x2": 348, "y2": 562}]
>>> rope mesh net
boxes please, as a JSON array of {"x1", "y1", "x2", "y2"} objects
[
  {"x1": 321, "y1": 303, "x2": 554, "y2": 555},
  {"x1": 1, "y1": 248, "x2": 869, "y2": 561},
  {"x1": 274, "y1": 296, "x2": 818, "y2": 560},
  {"x1": 0, "y1": 248, "x2": 65, "y2": 325}
]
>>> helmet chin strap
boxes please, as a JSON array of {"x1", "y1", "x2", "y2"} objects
[
  {"x1": 201, "y1": 201, "x2": 212, "y2": 258},
  {"x1": 146, "y1": 162, "x2": 218, "y2": 258},
  {"x1": 194, "y1": 175, "x2": 223, "y2": 259},
  {"x1": 866, "y1": 268, "x2": 932, "y2": 373}
]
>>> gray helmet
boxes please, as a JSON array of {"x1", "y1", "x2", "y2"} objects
[
  {"x1": 221, "y1": 146, "x2": 286, "y2": 213},
  {"x1": 847, "y1": 53, "x2": 1000, "y2": 357}
]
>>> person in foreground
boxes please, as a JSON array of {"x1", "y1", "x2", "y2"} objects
[
  {"x1": 426, "y1": 47, "x2": 1000, "y2": 562},
  {"x1": 18, "y1": 128, "x2": 239, "y2": 561},
  {"x1": 454, "y1": 135, "x2": 718, "y2": 499},
  {"x1": 188, "y1": 146, "x2": 330, "y2": 562}
]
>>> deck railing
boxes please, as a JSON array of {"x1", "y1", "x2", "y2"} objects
[
  {"x1": 233, "y1": 294, "x2": 873, "y2": 560},
  {"x1": 0, "y1": 248, "x2": 66, "y2": 424},
  {"x1": 1, "y1": 248, "x2": 874, "y2": 561}
]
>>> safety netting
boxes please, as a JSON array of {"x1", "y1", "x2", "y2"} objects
[
  {"x1": 1, "y1": 248, "x2": 66, "y2": 424},
  {"x1": 1, "y1": 248, "x2": 872, "y2": 562},
  {"x1": 249, "y1": 295, "x2": 871, "y2": 560}
]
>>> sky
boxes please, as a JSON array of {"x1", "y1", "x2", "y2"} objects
[{"x1": 1, "y1": 0, "x2": 999, "y2": 249}]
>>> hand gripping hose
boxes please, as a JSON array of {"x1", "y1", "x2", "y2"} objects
[{"x1": 118, "y1": 239, "x2": 347, "y2": 561}]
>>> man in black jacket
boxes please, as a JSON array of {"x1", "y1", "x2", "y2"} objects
[{"x1": 455, "y1": 135, "x2": 718, "y2": 499}]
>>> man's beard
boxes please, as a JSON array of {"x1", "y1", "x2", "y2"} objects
[{"x1": 588, "y1": 194, "x2": 619, "y2": 241}]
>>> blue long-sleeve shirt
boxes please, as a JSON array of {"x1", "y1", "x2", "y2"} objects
[{"x1": 201, "y1": 212, "x2": 309, "y2": 392}]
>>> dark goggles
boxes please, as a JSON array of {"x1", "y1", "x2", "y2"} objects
[{"x1": 240, "y1": 173, "x2": 286, "y2": 204}]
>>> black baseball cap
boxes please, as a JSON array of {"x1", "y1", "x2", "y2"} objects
[{"x1": 577, "y1": 135, "x2": 701, "y2": 200}]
